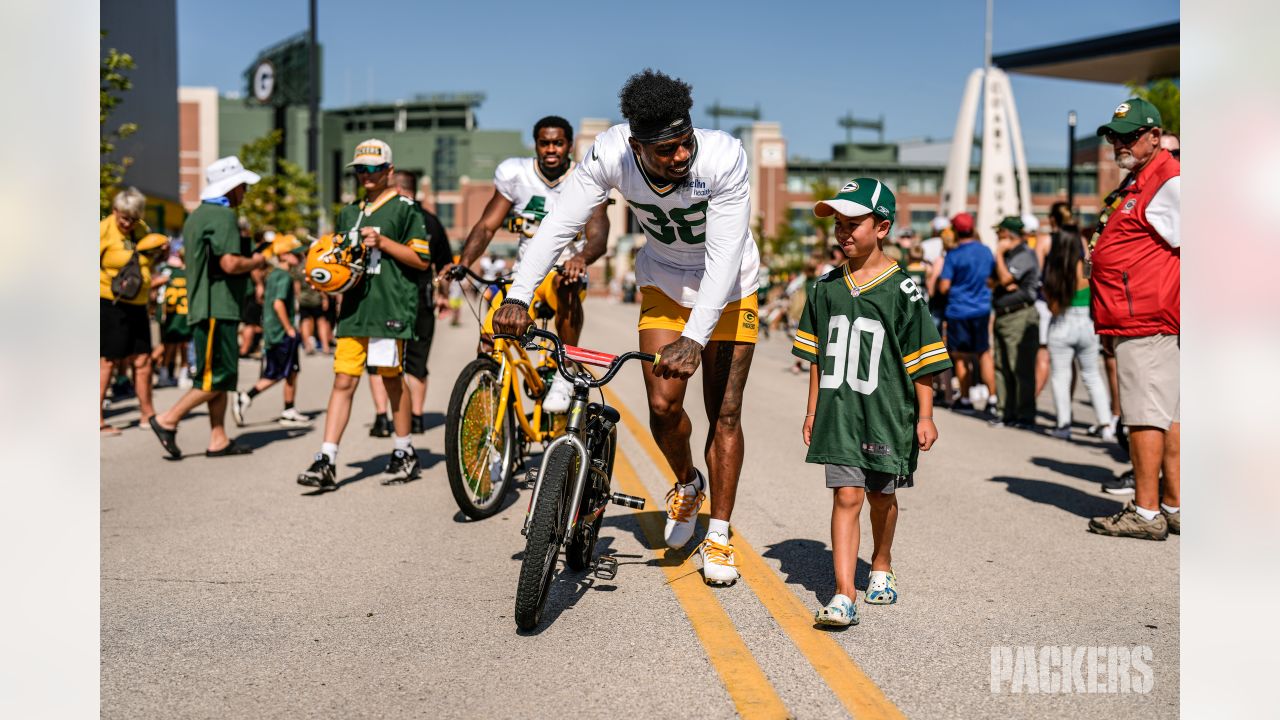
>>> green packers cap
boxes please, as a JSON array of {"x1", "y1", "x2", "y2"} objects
[
  {"x1": 995, "y1": 216, "x2": 1024, "y2": 233},
  {"x1": 814, "y1": 178, "x2": 897, "y2": 224},
  {"x1": 1097, "y1": 98, "x2": 1162, "y2": 136}
]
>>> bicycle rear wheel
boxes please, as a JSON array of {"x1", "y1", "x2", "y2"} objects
[
  {"x1": 514, "y1": 442, "x2": 578, "y2": 630},
  {"x1": 446, "y1": 357, "x2": 517, "y2": 520}
]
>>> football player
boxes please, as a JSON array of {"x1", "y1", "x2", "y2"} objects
[
  {"x1": 493, "y1": 70, "x2": 760, "y2": 586},
  {"x1": 443, "y1": 116, "x2": 610, "y2": 412}
]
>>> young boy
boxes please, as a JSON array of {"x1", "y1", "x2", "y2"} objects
[
  {"x1": 792, "y1": 179, "x2": 953, "y2": 627},
  {"x1": 296, "y1": 139, "x2": 431, "y2": 490},
  {"x1": 232, "y1": 235, "x2": 312, "y2": 428}
]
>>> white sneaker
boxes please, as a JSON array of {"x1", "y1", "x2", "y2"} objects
[
  {"x1": 177, "y1": 367, "x2": 193, "y2": 389},
  {"x1": 663, "y1": 469, "x2": 706, "y2": 548},
  {"x1": 232, "y1": 391, "x2": 252, "y2": 426},
  {"x1": 278, "y1": 408, "x2": 312, "y2": 428},
  {"x1": 1099, "y1": 418, "x2": 1118, "y2": 442},
  {"x1": 1049, "y1": 426, "x2": 1072, "y2": 440},
  {"x1": 698, "y1": 531, "x2": 739, "y2": 586},
  {"x1": 542, "y1": 373, "x2": 573, "y2": 414}
]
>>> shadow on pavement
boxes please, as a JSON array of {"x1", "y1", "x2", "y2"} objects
[
  {"x1": 1029, "y1": 457, "x2": 1116, "y2": 484},
  {"x1": 421, "y1": 412, "x2": 445, "y2": 432},
  {"x1": 330, "y1": 448, "x2": 446, "y2": 490},
  {"x1": 233, "y1": 426, "x2": 313, "y2": 450},
  {"x1": 761, "y1": 539, "x2": 870, "y2": 603},
  {"x1": 989, "y1": 476, "x2": 1124, "y2": 518}
]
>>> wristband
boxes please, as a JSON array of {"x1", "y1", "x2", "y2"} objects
[{"x1": 502, "y1": 298, "x2": 529, "y2": 311}]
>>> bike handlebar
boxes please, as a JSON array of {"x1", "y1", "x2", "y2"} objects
[
  {"x1": 492, "y1": 328, "x2": 658, "y2": 388},
  {"x1": 443, "y1": 263, "x2": 579, "y2": 289}
]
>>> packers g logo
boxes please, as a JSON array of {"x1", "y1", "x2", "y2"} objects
[
  {"x1": 1114, "y1": 102, "x2": 1131, "y2": 118},
  {"x1": 310, "y1": 268, "x2": 333, "y2": 284},
  {"x1": 743, "y1": 310, "x2": 757, "y2": 330}
]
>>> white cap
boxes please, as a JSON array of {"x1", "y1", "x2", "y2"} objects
[
  {"x1": 930, "y1": 215, "x2": 950, "y2": 233},
  {"x1": 1020, "y1": 213, "x2": 1040, "y2": 233},
  {"x1": 347, "y1": 138, "x2": 393, "y2": 167},
  {"x1": 200, "y1": 156, "x2": 261, "y2": 200}
]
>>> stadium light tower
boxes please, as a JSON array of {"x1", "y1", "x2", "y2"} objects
[{"x1": 939, "y1": 0, "x2": 1031, "y2": 247}]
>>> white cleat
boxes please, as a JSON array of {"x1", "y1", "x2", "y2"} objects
[
  {"x1": 664, "y1": 469, "x2": 706, "y2": 548},
  {"x1": 697, "y1": 531, "x2": 739, "y2": 586},
  {"x1": 231, "y1": 391, "x2": 252, "y2": 426},
  {"x1": 541, "y1": 373, "x2": 573, "y2": 414}
]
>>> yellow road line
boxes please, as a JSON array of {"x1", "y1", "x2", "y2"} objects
[
  {"x1": 604, "y1": 387, "x2": 907, "y2": 720},
  {"x1": 611, "y1": 448, "x2": 791, "y2": 719}
]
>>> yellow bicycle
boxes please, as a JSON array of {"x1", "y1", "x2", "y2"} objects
[{"x1": 443, "y1": 265, "x2": 572, "y2": 520}]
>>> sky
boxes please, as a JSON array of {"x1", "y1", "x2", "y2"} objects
[{"x1": 175, "y1": 0, "x2": 1179, "y2": 165}]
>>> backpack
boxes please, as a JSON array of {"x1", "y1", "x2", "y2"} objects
[{"x1": 107, "y1": 241, "x2": 144, "y2": 302}]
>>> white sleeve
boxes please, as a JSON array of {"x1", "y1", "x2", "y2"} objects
[
  {"x1": 683, "y1": 143, "x2": 751, "y2": 347},
  {"x1": 1144, "y1": 175, "x2": 1180, "y2": 249},
  {"x1": 508, "y1": 146, "x2": 611, "y2": 303},
  {"x1": 493, "y1": 159, "x2": 519, "y2": 204}
]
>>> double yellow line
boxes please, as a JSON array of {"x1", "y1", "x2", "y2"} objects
[{"x1": 604, "y1": 388, "x2": 906, "y2": 720}]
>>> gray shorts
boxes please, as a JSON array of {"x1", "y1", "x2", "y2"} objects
[
  {"x1": 824, "y1": 464, "x2": 912, "y2": 493},
  {"x1": 1115, "y1": 334, "x2": 1180, "y2": 430}
]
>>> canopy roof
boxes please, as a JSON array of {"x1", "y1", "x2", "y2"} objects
[{"x1": 992, "y1": 22, "x2": 1178, "y2": 84}]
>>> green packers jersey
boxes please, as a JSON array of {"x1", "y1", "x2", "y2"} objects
[
  {"x1": 184, "y1": 203, "x2": 250, "y2": 324},
  {"x1": 792, "y1": 263, "x2": 953, "y2": 476},
  {"x1": 334, "y1": 190, "x2": 429, "y2": 339},
  {"x1": 261, "y1": 267, "x2": 295, "y2": 347}
]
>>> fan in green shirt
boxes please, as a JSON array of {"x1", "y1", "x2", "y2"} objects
[
  {"x1": 150, "y1": 156, "x2": 265, "y2": 460},
  {"x1": 332, "y1": 190, "x2": 430, "y2": 340}
]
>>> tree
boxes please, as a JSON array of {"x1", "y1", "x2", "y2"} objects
[
  {"x1": 237, "y1": 130, "x2": 321, "y2": 235},
  {"x1": 100, "y1": 32, "x2": 137, "y2": 215},
  {"x1": 808, "y1": 178, "x2": 837, "y2": 246},
  {"x1": 1126, "y1": 78, "x2": 1179, "y2": 136}
]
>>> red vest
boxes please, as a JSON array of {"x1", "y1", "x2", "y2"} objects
[{"x1": 1090, "y1": 150, "x2": 1180, "y2": 336}]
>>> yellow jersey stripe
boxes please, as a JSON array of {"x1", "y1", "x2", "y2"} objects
[
  {"x1": 842, "y1": 263, "x2": 900, "y2": 294},
  {"x1": 906, "y1": 352, "x2": 951, "y2": 373},
  {"x1": 901, "y1": 341, "x2": 946, "y2": 365},
  {"x1": 792, "y1": 341, "x2": 818, "y2": 355},
  {"x1": 408, "y1": 239, "x2": 431, "y2": 254},
  {"x1": 796, "y1": 329, "x2": 818, "y2": 343},
  {"x1": 793, "y1": 336, "x2": 818, "y2": 349}
]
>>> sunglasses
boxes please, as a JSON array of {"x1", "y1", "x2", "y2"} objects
[
  {"x1": 353, "y1": 164, "x2": 388, "y2": 175},
  {"x1": 1104, "y1": 127, "x2": 1151, "y2": 146}
]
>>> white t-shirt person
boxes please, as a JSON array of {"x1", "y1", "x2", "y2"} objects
[{"x1": 507, "y1": 123, "x2": 759, "y2": 347}]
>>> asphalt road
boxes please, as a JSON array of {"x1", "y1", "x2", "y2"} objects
[{"x1": 102, "y1": 296, "x2": 1178, "y2": 719}]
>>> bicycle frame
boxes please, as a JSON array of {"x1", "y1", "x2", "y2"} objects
[{"x1": 490, "y1": 337, "x2": 556, "y2": 446}]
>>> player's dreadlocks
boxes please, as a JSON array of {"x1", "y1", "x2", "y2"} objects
[
  {"x1": 533, "y1": 115, "x2": 573, "y2": 143},
  {"x1": 618, "y1": 69, "x2": 694, "y2": 143}
]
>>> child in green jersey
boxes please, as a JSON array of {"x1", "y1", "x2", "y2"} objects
[{"x1": 792, "y1": 179, "x2": 953, "y2": 627}]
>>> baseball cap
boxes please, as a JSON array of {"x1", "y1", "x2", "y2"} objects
[
  {"x1": 1096, "y1": 98, "x2": 1162, "y2": 137},
  {"x1": 272, "y1": 233, "x2": 305, "y2": 256},
  {"x1": 137, "y1": 233, "x2": 169, "y2": 252},
  {"x1": 995, "y1": 216, "x2": 1025, "y2": 234},
  {"x1": 200, "y1": 156, "x2": 261, "y2": 200},
  {"x1": 950, "y1": 212, "x2": 975, "y2": 235},
  {"x1": 813, "y1": 178, "x2": 897, "y2": 224},
  {"x1": 347, "y1": 138, "x2": 393, "y2": 167},
  {"x1": 930, "y1": 215, "x2": 950, "y2": 233},
  {"x1": 1020, "y1": 213, "x2": 1040, "y2": 233}
]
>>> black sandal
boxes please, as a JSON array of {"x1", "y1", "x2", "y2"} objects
[
  {"x1": 207, "y1": 441, "x2": 253, "y2": 457},
  {"x1": 149, "y1": 417, "x2": 182, "y2": 459}
]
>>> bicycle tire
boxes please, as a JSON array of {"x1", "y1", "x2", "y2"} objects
[
  {"x1": 566, "y1": 425, "x2": 615, "y2": 572},
  {"x1": 514, "y1": 442, "x2": 578, "y2": 630},
  {"x1": 445, "y1": 357, "x2": 517, "y2": 520}
]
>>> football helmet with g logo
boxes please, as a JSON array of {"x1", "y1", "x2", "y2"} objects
[{"x1": 304, "y1": 233, "x2": 366, "y2": 293}]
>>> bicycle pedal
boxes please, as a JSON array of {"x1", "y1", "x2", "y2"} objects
[
  {"x1": 592, "y1": 555, "x2": 618, "y2": 580},
  {"x1": 609, "y1": 492, "x2": 645, "y2": 509}
]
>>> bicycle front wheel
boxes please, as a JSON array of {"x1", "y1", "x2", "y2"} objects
[
  {"x1": 514, "y1": 442, "x2": 578, "y2": 630},
  {"x1": 446, "y1": 357, "x2": 517, "y2": 520}
]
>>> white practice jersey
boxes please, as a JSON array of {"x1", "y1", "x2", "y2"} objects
[
  {"x1": 493, "y1": 157, "x2": 585, "y2": 263},
  {"x1": 509, "y1": 124, "x2": 759, "y2": 346}
]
